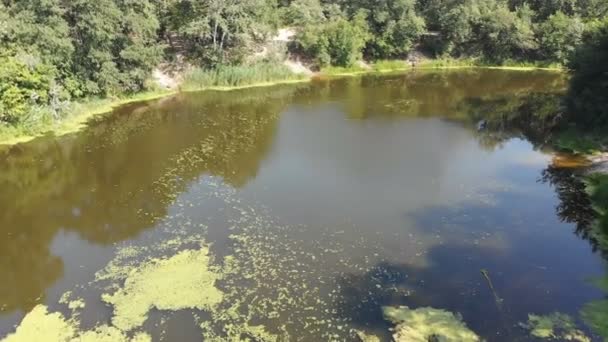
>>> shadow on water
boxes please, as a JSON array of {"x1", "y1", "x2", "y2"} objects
[
  {"x1": 335, "y1": 197, "x2": 605, "y2": 340},
  {"x1": 0, "y1": 85, "x2": 299, "y2": 314},
  {"x1": 330, "y1": 85, "x2": 608, "y2": 340}
]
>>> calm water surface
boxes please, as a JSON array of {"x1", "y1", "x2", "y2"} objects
[{"x1": 1, "y1": 70, "x2": 606, "y2": 341}]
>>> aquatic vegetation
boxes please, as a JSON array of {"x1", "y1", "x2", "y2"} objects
[
  {"x1": 521, "y1": 313, "x2": 590, "y2": 341},
  {"x1": 581, "y1": 299, "x2": 608, "y2": 341},
  {"x1": 2, "y1": 305, "x2": 151, "y2": 342},
  {"x1": 382, "y1": 306, "x2": 480, "y2": 342},
  {"x1": 182, "y1": 63, "x2": 306, "y2": 90},
  {"x1": 101, "y1": 246, "x2": 224, "y2": 331},
  {"x1": 581, "y1": 276, "x2": 608, "y2": 340},
  {"x1": 3, "y1": 305, "x2": 75, "y2": 342},
  {"x1": 585, "y1": 174, "x2": 608, "y2": 254},
  {"x1": 199, "y1": 320, "x2": 280, "y2": 342},
  {"x1": 59, "y1": 291, "x2": 85, "y2": 312},
  {"x1": 355, "y1": 330, "x2": 382, "y2": 342}
]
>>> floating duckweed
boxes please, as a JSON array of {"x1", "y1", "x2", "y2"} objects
[
  {"x1": 77, "y1": 326, "x2": 151, "y2": 342},
  {"x1": 3, "y1": 305, "x2": 75, "y2": 342},
  {"x1": 355, "y1": 330, "x2": 382, "y2": 342},
  {"x1": 2, "y1": 305, "x2": 151, "y2": 342},
  {"x1": 581, "y1": 299, "x2": 608, "y2": 340},
  {"x1": 200, "y1": 321, "x2": 279, "y2": 342},
  {"x1": 521, "y1": 313, "x2": 590, "y2": 342},
  {"x1": 101, "y1": 246, "x2": 224, "y2": 331},
  {"x1": 382, "y1": 306, "x2": 480, "y2": 342},
  {"x1": 59, "y1": 292, "x2": 86, "y2": 312}
]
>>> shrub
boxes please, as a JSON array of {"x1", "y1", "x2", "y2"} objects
[
  {"x1": 567, "y1": 18, "x2": 608, "y2": 127},
  {"x1": 298, "y1": 11, "x2": 370, "y2": 67},
  {"x1": 0, "y1": 56, "x2": 55, "y2": 124},
  {"x1": 536, "y1": 12, "x2": 585, "y2": 64}
]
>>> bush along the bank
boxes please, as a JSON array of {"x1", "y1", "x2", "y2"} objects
[{"x1": 567, "y1": 17, "x2": 608, "y2": 128}]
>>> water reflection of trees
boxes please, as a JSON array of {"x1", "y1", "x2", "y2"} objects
[
  {"x1": 463, "y1": 90, "x2": 608, "y2": 339},
  {"x1": 465, "y1": 90, "x2": 608, "y2": 257},
  {"x1": 295, "y1": 70, "x2": 566, "y2": 121},
  {"x1": 0, "y1": 85, "x2": 298, "y2": 313}
]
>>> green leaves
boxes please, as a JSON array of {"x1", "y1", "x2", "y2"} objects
[
  {"x1": 0, "y1": 56, "x2": 54, "y2": 123},
  {"x1": 567, "y1": 18, "x2": 608, "y2": 127},
  {"x1": 537, "y1": 12, "x2": 585, "y2": 64},
  {"x1": 297, "y1": 10, "x2": 370, "y2": 67}
]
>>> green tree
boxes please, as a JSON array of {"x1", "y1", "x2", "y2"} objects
[
  {"x1": 0, "y1": 0, "x2": 73, "y2": 67},
  {"x1": 476, "y1": 3, "x2": 537, "y2": 61},
  {"x1": 567, "y1": 18, "x2": 608, "y2": 127},
  {"x1": 0, "y1": 56, "x2": 54, "y2": 124},
  {"x1": 575, "y1": 0, "x2": 608, "y2": 19},
  {"x1": 66, "y1": 0, "x2": 161, "y2": 95},
  {"x1": 536, "y1": 12, "x2": 585, "y2": 64},
  {"x1": 343, "y1": 0, "x2": 426, "y2": 58},
  {"x1": 298, "y1": 10, "x2": 370, "y2": 66},
  {"x1": 165, "y1": 0, "x2": 278, "y2": 66},
  {"x1": 284, "y1": 0, "x2": 326, "y2": 26}
]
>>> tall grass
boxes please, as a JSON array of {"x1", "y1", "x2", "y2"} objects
[
  {"x1": 320, "y1": 65, "x2": 368, "y2": 75},
  {"x1": 183, "y1": 62, "x2": 305, "y2": 90},
  {"x1": 417, "y1": 57, "x2": 562, "y2": 70},
  {"x1": 372, "y1": 60, "x2": 409, "y2": 71}
]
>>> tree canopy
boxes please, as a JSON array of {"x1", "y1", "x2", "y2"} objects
[{"x1": 1, "y1": 0, "x2": 607, "y2": 129}]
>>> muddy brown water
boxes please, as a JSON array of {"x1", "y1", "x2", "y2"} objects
[{"x1": 0, "y1": 70, "x2": 606, "y2": 341}]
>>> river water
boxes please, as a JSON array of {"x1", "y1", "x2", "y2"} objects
[{"x1": 0, "y1": 70, "x2": 606, "y2": 341}]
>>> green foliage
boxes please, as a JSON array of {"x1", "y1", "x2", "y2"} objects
[
  {"x1": 0, "y1": 0, "x2": 606, "y2": 141},
  {"x1": 521, "y1": 312, "x2": 589, "y2": 341},
  {"x1": 66, "y1": 0, "x2": 162, "y2": 95},
  {"x1": 536, "y1": 12, "x2": 585, "y2": 64},
  {"x1": 585, "y1": 173, "x2": 608, "y2": 254},
  {"x1": 182, "y1": 62, "x2": 304, "y2": 89},
  {"x1": 0, "y1": 56, "x2": 55, "y2": 124},
  {"x1": 567, "y1": 18, "x2": 608, "y2": 127},
  {"x1": 581, "y1": 298, "x2": 608, "y2": 340},
  {"x1": 343, "y1": 0, "x2": 426, "y2": 59},
  {"x1": 372, "y1": 60, "x2": 409, "y2": 71},
  {"x1": 284, "y1": 0, "x2": 326, "y2": 26},
  {"x1": 476, "y1": 3, "x2": 537, "y2": 62},
  {"x1": 298, "y1": 11, "x2": 370, "y2": 67},
  {"x1": 163, "y1": 0, "x2": 278, "y2": 67},
  {"x1": 0, "y1": 0, "x2": 162, "y2": 130}
]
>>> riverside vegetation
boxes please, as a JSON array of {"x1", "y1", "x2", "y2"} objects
[{"x1": 1, "y1": 0, "x2": 608, "y2": 144}]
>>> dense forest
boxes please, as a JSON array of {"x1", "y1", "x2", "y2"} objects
[{"x1": 0, "y1": 0, "x2": 607, "y2": 134}]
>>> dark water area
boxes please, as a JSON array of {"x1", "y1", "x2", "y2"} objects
[{"x1": 0, "y1": 70, "x2": 606, "y2": 341}]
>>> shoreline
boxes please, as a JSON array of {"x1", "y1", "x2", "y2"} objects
[{"x1": 0, "y1": 65, "x2": 565, "y2": 148}]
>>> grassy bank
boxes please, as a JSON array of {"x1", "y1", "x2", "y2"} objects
[
  {"x1": 182, "y1": 63, "x2": 307, "y2": 90},
  {"x1": 0, "y1": 60, "x2": 566, "y2": 147},
  {"x1": 0, "y1": 90, "x2": 177, "y2": 146},
  {"x1": 321, "y1": 58, "x2": 563, "y2": 76},
  {"x1": 0, "y1": 63, "x2": 308, "y2": 147}
]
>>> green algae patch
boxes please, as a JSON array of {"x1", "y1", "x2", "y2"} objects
[
  {"x1": 101, "y1": 246, "x2": 224, "y2": 331},
  {"x1": 521, "y1": 313, "x2": 590, "y2": 341},
  {"x1": 200, "y1": 320, "x2": 280, "y2": 342},
  {"x1": 382, "y1": 306, "x2": 480, "y2": 342},
  {"x1": 78, "y1": 326, "x2": 151, "y2": 342},
  {"x1": 59, "y1": 291, "x2": 86, "y2": 312},
  {"x1": 3, "y1": 305, "x2": 75, "y2": 342},
  {"x1": 2, "y1": 305, "x2": 151, "y2": 342},
  {"x1": 355, "y1": 330, "x2": 382, "y2": 342}
]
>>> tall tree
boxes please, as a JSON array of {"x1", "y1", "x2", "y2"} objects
[
  {"x1": 567, "y1": 18, "x2": 608, "y2": 127},
  {"x1": 343, "y1": 0, "x2": 426, "y2": 58}
]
